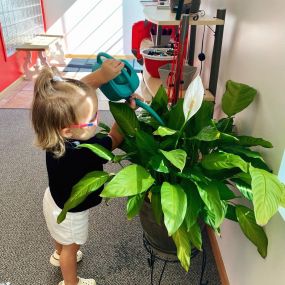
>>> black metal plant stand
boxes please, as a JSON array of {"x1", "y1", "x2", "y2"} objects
[{"x1": 143, "y1": 233, "x2": 208, "y2": 285}]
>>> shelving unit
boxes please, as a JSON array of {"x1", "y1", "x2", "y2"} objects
[{"x1": 141, "y1": 5, "x2": 226, "y2": 100}]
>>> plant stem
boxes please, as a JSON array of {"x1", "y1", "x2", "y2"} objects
[{"x1": 174, "y1": 120, "x2": 188, "y2": 149}]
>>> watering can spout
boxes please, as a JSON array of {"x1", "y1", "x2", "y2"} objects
[{"x1": 92, "y1": 52, "x2": 165, "y2": 126}]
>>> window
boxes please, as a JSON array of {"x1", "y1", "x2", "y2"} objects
[{"x1": 0, "y1": 0, "x2": 44, "y2": 57}]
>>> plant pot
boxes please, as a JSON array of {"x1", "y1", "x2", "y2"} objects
[
  {"x1": 139, "y1": 199, "x2": 177, "y2": 255},
  {"x1": 158, "y1": 63, "x2": 197, "y2": 90}
]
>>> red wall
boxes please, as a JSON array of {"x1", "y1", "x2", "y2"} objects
[{"x1": 0, "y1": 0, "x2": 46, "y2": 92}]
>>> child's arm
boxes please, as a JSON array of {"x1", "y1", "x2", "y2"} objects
[{"x1": 81, "y1": 59, "x2": 124, "y2": 89}]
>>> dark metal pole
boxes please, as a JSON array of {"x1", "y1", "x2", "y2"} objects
[
  {"x1": 173, "y1": 14, "x2": 189, "y2": 103},
  {"x1": 188, "y1": 25, "x2": 196, "y2": 66},
  {"x1": 208, "y1": 9, "x2": 226, "y2": 96}
]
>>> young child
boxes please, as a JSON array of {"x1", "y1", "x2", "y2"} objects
[{"x1": 31, "y1": 60, "x2": 135, "y2": 285}]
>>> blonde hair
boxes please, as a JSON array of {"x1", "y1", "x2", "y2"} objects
[{"x1": 31, "y1": 66, "x2": 94, "y2": 157}]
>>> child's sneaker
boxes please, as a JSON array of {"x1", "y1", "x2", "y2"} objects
[
  {"x1": 58, "y1": 277, "x2": 96, "y2": 285},
  {"x1": 50, "y1": 250, "x2": 83, "y2": 267}
]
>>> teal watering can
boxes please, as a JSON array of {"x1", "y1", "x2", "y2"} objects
[{"x1": 92, "y1": 52, "x2": 165, "y2": 125}]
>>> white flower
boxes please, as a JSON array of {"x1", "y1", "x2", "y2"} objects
[{"x1": 183, "y1": 75, "x2": 204, "y2": 121}]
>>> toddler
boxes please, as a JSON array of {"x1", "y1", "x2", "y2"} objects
[{"x1": 31, "y1": 59, "x2": 134, "y2": 285}]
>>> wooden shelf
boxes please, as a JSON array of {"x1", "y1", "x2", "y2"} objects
[
  {"x1": 143, "y1": 6, "x2": 225, "y2": 26},
  {"x1": 142, "y1": 66, "x2": 215, "y2": 102}
]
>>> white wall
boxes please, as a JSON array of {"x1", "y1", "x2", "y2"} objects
[
  {"x1": 43, "y1": 0, "x2": 144, "y2": 55},
  {"x1": 199, "y1": 0, "x2": 285, "y2": 284}
]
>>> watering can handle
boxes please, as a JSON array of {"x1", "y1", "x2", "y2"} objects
[
  {"x1": 134, "y1": 99, "x2": 165, "y2": 126},
  {"x1": 97, "y1": 52, "x2": 137, "y2": 92}
]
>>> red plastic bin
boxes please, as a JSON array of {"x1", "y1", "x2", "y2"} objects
[{"x1": 142, "y1": 48, "x2": 174, "y2": 78}]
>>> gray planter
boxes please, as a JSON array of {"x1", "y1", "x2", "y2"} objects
[
  {"x1": 158, "y1": 63, "x2": 197, "y2": 90},
  {"x1": 151, "y1": 34, "x2": 171, "y2": 47}
]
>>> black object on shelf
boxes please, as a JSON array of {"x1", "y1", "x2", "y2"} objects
[
  {"x1": 175, "y1": 0, "x2": 184, "y2": 20},
  {"x1": 171, "y1": 0, "x2": 201, "y2": 19}
]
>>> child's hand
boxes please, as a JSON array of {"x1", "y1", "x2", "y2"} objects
[
  {"x1": 100, "y1": 59, "x2": 124, "y2": 83},
  {"x1": 128, "y1": 93, "x2": 144, "y2": 110}
]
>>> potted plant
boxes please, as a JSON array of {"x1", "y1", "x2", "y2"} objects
[{"x1": 57, "y1": 77, "x2": 285, "y2": 271}]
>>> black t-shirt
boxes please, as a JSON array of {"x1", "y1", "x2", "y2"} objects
[{"x1": 46, "y1": 135, "x2": 112, "y2": 212}]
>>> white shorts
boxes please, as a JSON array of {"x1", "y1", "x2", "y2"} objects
[{"x1": 43, "y1": 188, "x2": 89, "y2": 245}]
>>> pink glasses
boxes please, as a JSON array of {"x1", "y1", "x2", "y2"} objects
[{"x1": 70, "y1": 113, "x2": 99, "y2": 128}]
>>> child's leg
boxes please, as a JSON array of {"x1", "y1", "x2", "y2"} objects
[
  {"x1": 60, "y1": 243, "x2": 80, "y2": 285},
  {"x1": 55, "y1": 239, "x2": 63, "y2": 255}
]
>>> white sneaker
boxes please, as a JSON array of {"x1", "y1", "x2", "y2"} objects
[
  {"x1": 58, "y1": 276, "x2": 96, "y2": 285},
  {"x1": 50, "y1": 250, "x2": 83, "y2": 267}
]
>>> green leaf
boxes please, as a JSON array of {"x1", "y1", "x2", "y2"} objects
[
  {"x1": 151, "y1": 186, "x2": 163, "y2": 225},
  {"x1": 221, "y1": 145, "x2": 271, "y2": 172},
  {"x1": 226, "y1": 204, "x2": 238, "y2": 222},
  {"x1": 98, "y1": 122, "x2": 110, "y2": 132},
  {"x1": 167, "y1": 99, "x2": 185, "y2": 130},
  {"x1": 153, "y1": 126, "x2": 177, "y2": 137},
  {"x1": 109, "y1": 101, "x2": 140, "y2": 136},
  {"x1": 216, "y1": 117, "x2": 234, "y2": 133},
  {"x1": 236, "y1": 136, "x2": 273, "y2": 148},
  {"x1": 249, "y1": 165, "x2": 284, "y2": 226},
  {"x1": 188, "y1": 222, "x2": 202, "y2": 251},
  {"x1": 160, "y1": 149, "x2": 187, "y2": 172},
  {"x1": 201, "y1": 152, "x2": 248, "y2": 173},
  {"x1": 57, "y1": 171, "x2": 109, "y2": 223},
  {"x1": 113, "y1": 152, "x2": 136, "y2": 163},
  {"x1": 179, "y1": 167, "x2": 210, "y2": 184},
  {"x1": 149, "y1": 154, "x2": 170, "y2": 173},
  {"x1": 214, "y1": 181, "x2": 237, "y2": 200},
  {"x1": 231, "y1": 178, "x2": 253, "y2": 200},
  {"x1": 236, "y1": 205, "x2": 268, "y2": 258},
  {"x1": 101, "y1": 164, "x2": 155, "y2": 198},
  {"x1": 135, "y1": 130, "x2": 159, "y2": 166},
  {"x1": 150, "y1": 85, "x2": 168, "y2": 114},
  {"x1": 219, "y1": 132, "x2": 239, "y2": 143},
  {"x1": 232, "y1": 172, "x2": 252, "y2": 185},
  {"x1": 182, "y1": 181, "x2": 203, "y2": 230},
  {"x1": 161, "y1": 182, "x2": 187, "y2": 235},
  {"x1": 222, "y1": 145, "x2": 264, "y2": 161},
  {"x1": 193, "y1": 125, "x2": 220, "y2": 141},
  {"x1": 135, "y1": 129, "x2": 159, "y2": 155},
  {"x1": 127, "y1": 193, "x2": 146, "y2": 220},
  {"x1": 222, "y1": 80, "x2": 257, "y2": 117},
  {"x1": 191, "y1": 100, "x2": 214, "y2": 135},
  {"x1": 159, "y1": 134, "x2": 178, "y2": 150},
  {"x1": 172, "y1": 224, "x2": 191, "y2": 271},
  {"x1": 78, "y1": 143, "x2": 114, "y2": 161},
  {"x1": 196, "y1": 181, "x2": 226, "y2": 228}
]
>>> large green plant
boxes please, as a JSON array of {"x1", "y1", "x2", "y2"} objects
[{"x1": 58, "y1": 79, "x2": 285, "y2": 271}]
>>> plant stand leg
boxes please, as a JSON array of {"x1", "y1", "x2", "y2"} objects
[
  {"x1": 147, "y1": 249, "x2": 168, "y2": 285},
  {"x1": 199, "y1": 242, "x2": 209, "y2": 285}
]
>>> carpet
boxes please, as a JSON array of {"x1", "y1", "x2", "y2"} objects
[
  {"x1": 63, "y1": 58, "x2": 143, "y2": 73},
  {"x1": 0, "y1": 109, "x2": 221, "y2": 285}
]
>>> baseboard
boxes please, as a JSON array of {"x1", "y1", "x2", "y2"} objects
[
  {"x1": 206, "y1": 226, "x2": 230, "y2": 285},
  {"x1": 65, "y1": 54, "x2": 135, "y2": 60}
]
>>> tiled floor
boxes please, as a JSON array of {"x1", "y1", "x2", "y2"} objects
[{"x1": 0, "y1": 65, "x2": 149, "y2": 110}]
